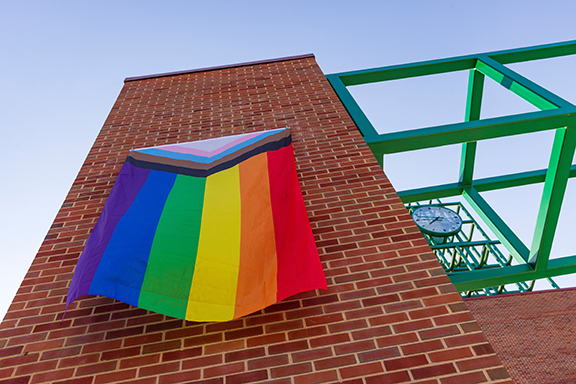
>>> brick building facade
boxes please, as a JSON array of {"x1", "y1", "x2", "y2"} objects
[
  {"x1": 466, "y1": 288, "x2": 576, "y2": 384},
  {"x1": 1, "y1": 55, "x2": 512, "y2": 383}
]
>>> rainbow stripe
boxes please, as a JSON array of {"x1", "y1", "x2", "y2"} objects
[{"x1": 66, "y1": 128, "x2": 326, "y2": 322}]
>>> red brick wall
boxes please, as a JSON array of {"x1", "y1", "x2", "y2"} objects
[
  {"x1": 466, "y1": 288, "x2": 576, "y2": 384},
  {"x1": 1, "y1": 56, "x2": 511, "y2": 383}
]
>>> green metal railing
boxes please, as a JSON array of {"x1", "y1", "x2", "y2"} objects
[{"x1": 327, "y1": 40, "x2": 576, "y2": 293}]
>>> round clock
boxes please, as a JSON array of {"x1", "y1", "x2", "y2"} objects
[{"x1": 411, "y1": 205, "x2": 462, "y2": 237}]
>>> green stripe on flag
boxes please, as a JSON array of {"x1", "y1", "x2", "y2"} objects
[{"x1": 139, "y1": 174, "x2": 206, "y2": 319}]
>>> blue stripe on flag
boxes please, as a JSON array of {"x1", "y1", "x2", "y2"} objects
[{"x1": 89, "y1": 170, "x2": 177, "y2": 307}]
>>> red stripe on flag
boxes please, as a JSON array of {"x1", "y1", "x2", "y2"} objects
[{"x1": 267, "y1": 143, "x2": 326, "y2": 302}]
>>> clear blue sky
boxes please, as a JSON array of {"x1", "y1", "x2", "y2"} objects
[{"x1": 2, "y1": 1, "x2": 576, "y2": 319}]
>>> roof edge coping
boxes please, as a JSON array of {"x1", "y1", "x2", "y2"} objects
[{"x1": 124, "y1": 53, "x2": 316, "y2": 82}]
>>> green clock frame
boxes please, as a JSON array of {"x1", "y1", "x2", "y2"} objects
[{"x1": 326, "y1": 40, "x2": 576, "y2": 293}]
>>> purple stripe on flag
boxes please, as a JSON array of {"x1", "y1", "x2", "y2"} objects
[{"x1": 65, "y1": 163, "x2": 151, "y2": 308}]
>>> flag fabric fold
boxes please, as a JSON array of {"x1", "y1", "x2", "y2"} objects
[{"x1": 66, "y1": 128, "x2": 326, "y2": 322}]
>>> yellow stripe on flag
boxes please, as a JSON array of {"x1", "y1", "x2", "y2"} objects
[{"x1": 186, "y1": 165, "x2": 241, "y2": 321}]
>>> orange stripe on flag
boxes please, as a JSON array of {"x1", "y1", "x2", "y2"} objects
[{"x1": 235, "y1": 152, "x2": 278, "y2": 318}]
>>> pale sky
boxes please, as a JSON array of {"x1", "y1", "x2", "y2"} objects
[{"x1": 2, "y1": 0, "x2": 576, "y2": 319}]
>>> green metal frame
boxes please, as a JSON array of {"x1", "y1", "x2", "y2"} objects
[{"x1": 327, "y1": 40, "x2": 576, "y2": 293}]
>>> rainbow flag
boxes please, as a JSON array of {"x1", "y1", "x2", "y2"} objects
[{"x1": 66, "y1": 128, "x2": 326, "y2": 322}]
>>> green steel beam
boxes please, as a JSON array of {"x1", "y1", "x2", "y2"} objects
[
  {"x1": 459, "y1": 68, "x2": 484, "y2": 186},
  {"x1": 473, "y1": 169, "x2": 548, "y2": 191},
  {"x1": 548, "y1": 255, "x2": 576, "y2": 270},
  {"x1": 464, "y1": 68, "x2": 485, "y2": 120},
  {"x1": 332, "y1": 40, "x2": 576, "y2": 87},
  {"x1": 472, "y1": 164, "x2": 576, "y2": 192},
  {"x1": 366, "y1": 109, "x2": 576, "y2": 157},
  {"x1": 399, "y1": 164, "x2": 576, "y2": 203},
  {"x1": 398, "y1": 183, "x2": 463, "y2": 203},
  {"x1": 463, "y1": 186, "x2": 529, "y2": 263},
  {"x1": 451, "y1": 254, "x2": 576, "y2": 292},
  {"x1": 450, "y1": 264, "x2": 533, "y2": 292},
  {"x1": 489, "y1": 40, "x2": 576, "y2": 65},
  {"x1": 336, "y1": 57, "x2": 476, "y2": 86},
  {"x1": 453, "y1": 267, "x2": 538, "y2": 292},
  {"x1": 475, "y1": 58, "x2": 567, "y2": 110},
  {"x1": 529, "y1": 127, "x2": 576, "y2": 270}
]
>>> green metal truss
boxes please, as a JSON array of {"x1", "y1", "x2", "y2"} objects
[{"x1": 326, "y1": 40, "x2": 576, "y2": 293}]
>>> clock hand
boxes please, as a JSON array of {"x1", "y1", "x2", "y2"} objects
[{"x1": 429, "y1": 217, "x2": 441, "y2": 224}]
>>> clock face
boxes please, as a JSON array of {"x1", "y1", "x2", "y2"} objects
[{"x1": 411, "y1": 205, "x2": 462, "y2": 237}]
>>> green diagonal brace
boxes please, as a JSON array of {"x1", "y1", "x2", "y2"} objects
[
  {"x1": 476, "y1": 56, "x2": 572, "y2": 110},
  {"x1": 530, "y1": 126, "x2": 576, "y2": 270}
]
